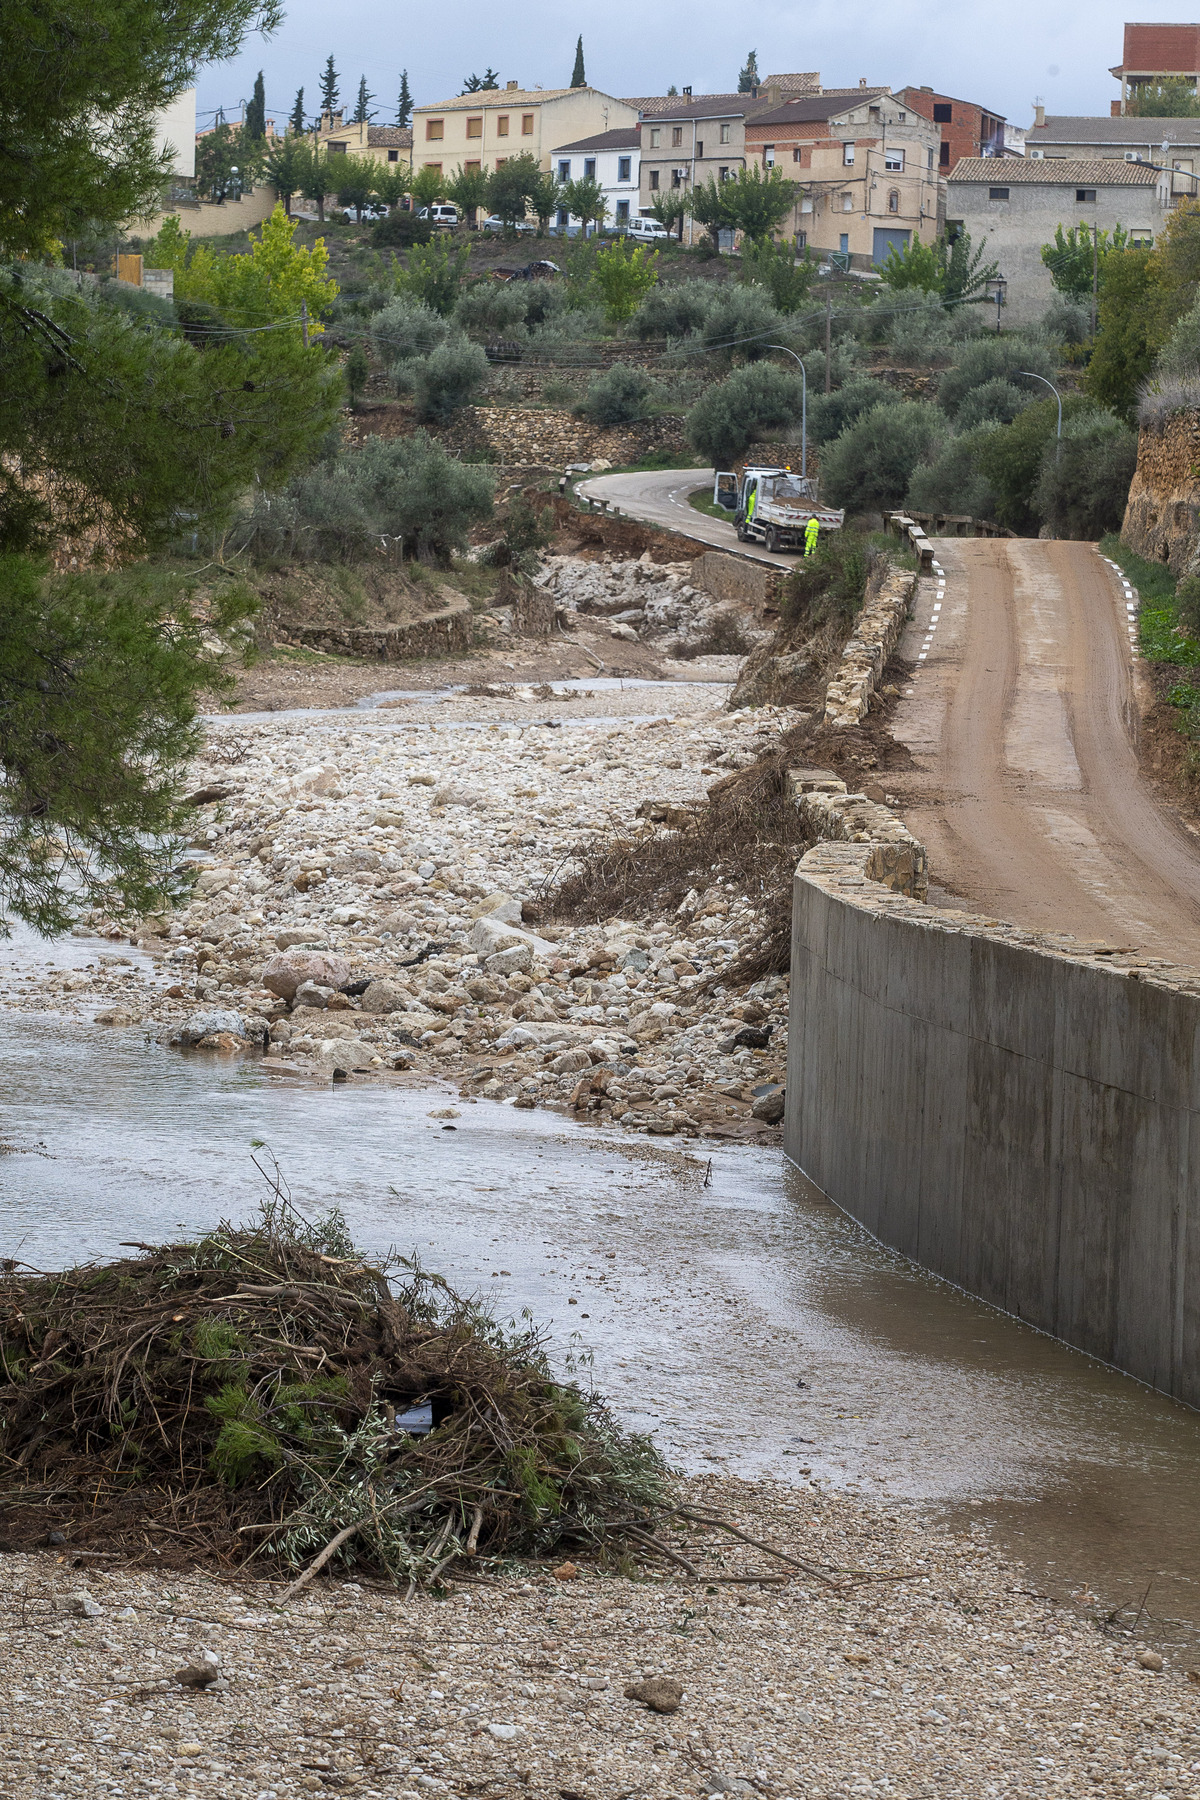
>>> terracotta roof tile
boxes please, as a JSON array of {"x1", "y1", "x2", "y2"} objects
[{"x1": 949, "y1": 155, "x2": 1159, "y2": 184}]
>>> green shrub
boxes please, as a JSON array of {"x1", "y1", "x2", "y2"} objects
[
  {"x1": 1032, "y1": 410, "x2": 1137, "y2": 539},
  {"x1": 371, "y1": 296, "x2": 449, "y2": 368},
  {"x1": 411, "y1": 336, "x2": 491, "y2": 422},
  {"x1": 906, "y1": 424, "x2": 1000, "y2": 518},
  {"x1": 371, "y1": 210, "x2": 433, "y2": 249},
  {"x1": 820, "y1": 401, "x2": 948, "y2": 513},
  {"x1": 454, "y1": 280, "x2": 529, "y2": 337},
  {"x1": 974, "y1": 393, "x2": 1097, "y2": 533},
  {"x1": 955, "y1": 377, "x2": 1036, "y2": 430},
  {"x1": 887, "y1": 295, "x2": 955, "y2": 365},
  {"x1": 575, "y1": 363, "x2": 657, "y2": 425},
  {"x1": 740, "y1": 237, "x2": 814, "y2": 314},
  {"x1": 808, "y1": 376, "x2": 898, "y2": 446},
  {"x1": 629, "y1": 277, "x2": 715, "y2": 341},
  {"x1": 395, "y1": 237, "x2": 472, "y2": 315},
  {"x1": 685, "y1": 363, "x2": 803, "y2": 466},
  {"x1": 1040, "y1": 297, "x2": 1091, "y2": 347},
  {"x1": 782, "y1": 526, "x2": 876, "y2": 629},
  {"x1": 937, "y1": 336, "x2": 1056, "y2": 420},
  {"x1": 699, "y1": 285, "x2": 784, "y2": 362}
]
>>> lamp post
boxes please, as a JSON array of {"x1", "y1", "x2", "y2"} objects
[
  {"x1": 1018, "y1": 370, "x2": 1063, "y2": 462},
  {"x1": 766, "y1": 343, "x2": 807, "y2": 482},
  {"x1": 985, "y1": 273, "x2": 1007, "y2": 333}
]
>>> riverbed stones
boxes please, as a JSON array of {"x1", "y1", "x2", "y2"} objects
[
  {"x1": 260, "y1": 950, "x2": 351, "y2": 1001},
  {"x1": 360, "y1": 977, "x2": 409, "y2": 1014}
]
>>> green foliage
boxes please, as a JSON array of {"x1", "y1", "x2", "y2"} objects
[
  {"x1": 300, "y1": 148, "x2": 336, "y2": 221},
  {"x1": 738, "y1": 49, "x2": 760, "y2": 93},
  {"x1": 1155, "y1": 294, "x2": 1200, "y2": 378},
  {"x1": 345, "y1": 344, "x2": 369, "y2": 405},
  {"x1": 689, "y1": 175, "x2": 739, "y2": 251},
  {"x1": 446, "y1": 165, "x2": 492, "y2": 228},
  {"x1": 937, "y1": 335, "x2": 1055, "y2": 421},
  {"x1": 461, "y1": 68, "x2": 500, "y2": 93},
  {"x1": 888, "y1": 296, "x2": 955, "y2": 365},
  {"x1": 412, "y1": 336, "x2": 490, "y2": 421},
  {"x1": 1084, "y1": 246, "x2": 1157, "y2": 419},
  {"x1": 206, "y1": 1382, "x2": 284, "y2": 1484},
  {"x1": 454, "y1": 280, "x2": 528, "y2": 336},
  {"x1": 411, "y1": 165, "x2": 446, "y2": 209},
  {"x1": 394, "y1": 237, "x2": 472, "y2": 314},
  {"x1": 0, "y1": 557, "x2": 241, "y2": 932},
  {"x1": 820, "y1": 401, "x2": 947, "y2": 512},
  {"x1": 685, "y1": 362, "x2": 803, "y2": 465},
  {"x1": 484, "y1": 495, "x2": 555, "y2": 571},
  {"x1": 246, "y1": 71, "x2": 267, "y2": 141},
  {"x1": 527, "y1": 170, "x2": 564, "y2": 234},
  {"x1": 372, "y1": 210, "x2": 433, "y2": 249},
  {"x1": 352, "y1": 75, "x2": 374, "y2": 126},
  {"x1": 1175, "y1": 574, "x2": 1200, "y2": 645},
  {"x1": 487, "y1": 152, "x2": 543, "y2": 228},
  {"x1": 782, "y1": 526, "x2": 875, "y2": 629},
  {"x1": 645, "y1": 190, "x2": 688, "y2": 237},
  {"x1": 263, "y1": 134, "x2": 310, "y2": 210},
  {"x1": 332, "y1": 152, "x2": 380, "y2": 221},
  {"x1": 575, "y1": 363, "x2": 658, "y2": 425},
  {"x1": 561, "y1": 177, "x2": 608, "y2": 234},
  {"x1": 589, "y1": 239, "x2": 659, "y2": 325},
  {"x1": 0, "y1": 0, "x2": 280, "y2": 257},
  {"x1": 719, "y1": 164, "x2": 797, "y2": 244},
  {"x1": 396, "y1": 71, "x2": 413, "y2": 130},
  {"x1": 319, "y1": 53, "x2": 339, "y2": 119},
  {"x1": 1041, "y1": 222, "x2": 1129, "y2": 303},
  {"x1": 289, "y1": 88, "x2": 305, "y2": 135},
  {"x1": 192, "y1": 1318, "x2": 246, "y2": 1361},
  {"x1": 741, "y1": 236, "x2": 814, "y2": 313},
  {"x1": 1040, "y1": 296, "x2": 1092, "y2": 347},
  {"x1": 955, "y1": 377, "x2": 1036, "y2": 430},
  {"x1": 808, "y1": 376, "x2": 900, "y2": 446},
  {"x1": 571, "y1": 35, "x2": 586, "y2": 87},
  {"x1": 972, "y1": 393, "x2": 1096, "y2": 532},
  {"x1": 152, "y1": 204, "x2": 338, "y2": 335},
  {"x1": 906, "y1": 424, "x2": 1001, "y2": 518},
  {"x1": 195, "y1": 120, "x2": 264, "y2": 202},
  {"x1": 1032, "y1": 410, "x2": 1138, "y2": 539},
  {"x1": 878, "y1": 235, "x2": 944, "y2": 293},
  {"x1": 374, "y1": 165, "x2": 412, "y2": 213},
  {"x1": 630, "y1": 277, "x2": 714, "y2": 339},
  {"x1": 1128, "y1": 78, "x2": 1200, "y2": 117},
  {"x1": 698, "y1": 284, "x2": 784, "y2": 361},
  {"x1": 941, "y1": 228, "x2": 1002, "y2": 308}
]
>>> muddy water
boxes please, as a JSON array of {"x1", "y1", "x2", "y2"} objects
[{"x1": 4, "y1": 983, "x2": 1200, "y2": 1648}]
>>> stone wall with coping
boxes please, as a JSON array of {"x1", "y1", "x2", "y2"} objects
[
  {"x1": 787, "y1": 769, "x2": 927, "y2": 899},
  {"x1": 785, "y1": 830, "x2": 1200, "y2": 1407},
  {"x1": 824, "y1": 566, "x2": 918, "y2": 728}
]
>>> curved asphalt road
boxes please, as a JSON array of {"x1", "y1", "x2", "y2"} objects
[
  {"x1": 575, "y1": 467, "x2": 799, "y2": 570},
  {"x1": 894, "y1": 536, "x2": 1200, "y2": 964}
]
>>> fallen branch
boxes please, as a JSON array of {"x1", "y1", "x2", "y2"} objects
[
  {"x1": 275, "y1": 1523, "x2": 361, "y2": 1606},
  {"x1": 670, "y1": 1504, "x2": 844, "y2": 1589}
]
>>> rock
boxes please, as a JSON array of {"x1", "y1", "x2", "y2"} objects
[
  {"x1": 261, "y1": 950, "x2": 351, "y2": 1001},
  {"x1": 751, "y1": 1089, "x2": 785, "y2": 1124},
  {"x1": 551, "y1": 1562, "x2": 580, "y2": 1581},
  {"x1": 1137, "y1": 1648, "x2": 1164, "y2": 1671},
  {"x1": 332, "y1": 850, "x2": 381, "y2": 874},
  {"x1": 732, "y1": 1024, "x2": 772, "y2": 1049},
  {"x1": 176, "y1": 1008, "x2": 249, "y2": 1045},
  {"x1": 194, "y1": 867, "x2": 234, "y2": 895},
  {"x1": 464, "y1": 975, "x2": 502, "y2": 1003},
  {"x1": 68, "y1": 1590, "x2": 103, "y2": 1618},
  {"x1": 549, "y1": 1047, "x2": 592, "y2": 1074},
  {"x1": 621, "y1": 948, "x2": 649, "y2": 972},
  {"x1": 195, "y1": 1032, "x2": 246, "y2": 1053},
  {"x1": 624, "y1": 1676, "x2": 683, "y2": 1713},
  {"x1": 360, "y1": 978, "x2": 410, "y2": 1014},
  {"x1": 173, "y1": 1657, "x2": 220, "y2": 1690},
  {"x1": 408, "y1": 772, "x2": 437, "y2": 787},
  {"x1": 486, "y1": 1724, "x2": 521, "y2": 1742},
  {"x1": 486, "y1": 944, "x2": 533, "y2": 977},
  {"x1": 431, "y1": 781, "x2": 483, "y2": 807},
  {"x1": 313, "y1": 1038, "x2": 377, "y2": 1076},
  {"x1": 293, "y1": 981, "x2": 334, "y2": 1009},
  {"x1": 468, "y1": 893, "x2": 523, "y2": 925},
  {"x1": 610, "y1": 622, "x2": 638, "y2": 642},
  {"x1": 94, "y1": 1008, "x2": 137, "y2": 1026}
]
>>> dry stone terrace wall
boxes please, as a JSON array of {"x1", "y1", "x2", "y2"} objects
[
  {"x1": 786, "y1": 831, "x2": 1200, "y2": 1406},
  {"x1": 824, "y1": 566, "x2": 917, "y2": 728},
  {"x1": 1122, "y1": 409, "x2": 1200, "y2": 574}
]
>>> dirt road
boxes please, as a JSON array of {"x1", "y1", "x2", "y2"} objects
[
  {"x1": 576, "y1": 466, "x2": 798, "y2": 569},
  {"x1": 892, "y1": 536, "x2": 1200, "y2": 964}
]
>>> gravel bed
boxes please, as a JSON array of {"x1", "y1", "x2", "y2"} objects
[{"x1": 2, "y1": 1475, "x2": 1194, "y2": 1800}]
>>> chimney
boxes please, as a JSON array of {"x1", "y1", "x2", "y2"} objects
[
  {"x1": 766, "y1": 81, "x2": 782, "y2": 106},
  {"x1": 1034, "y1": 101, "x2": 1045, "y2": 128},
  {"x1": 1111, "y1": 99, "x2": 1122, "y2": 116},
  {"x1": 859, "y1": 77, "x2": 867, "y2": 89},
  {"x1": 506, "y1": 79, "x2": 519, "y2": 90}
]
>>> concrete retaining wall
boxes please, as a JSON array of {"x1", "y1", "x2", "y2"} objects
[{"x1": 786, "y1": 838, "x2": 1200, "y2": 1405}]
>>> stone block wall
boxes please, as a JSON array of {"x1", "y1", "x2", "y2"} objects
[
  {"x1": 1122, "y1": 410, "x2": 1200, "y2": 574},
  {"x1": 824, "y1": 566, "x2": 918, "y2": 727}
]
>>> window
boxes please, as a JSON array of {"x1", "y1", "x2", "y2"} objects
[
  {"x1": 494, "y1": 156, "x2": 506, "y2": 168},
  {"x1": 840, "y1": 232, "x2": 849, "y2": 253},
  {"x1": 842, "y1": 192, "x2": 854, "y2": 211},
  {"x1": 584, "y1": 157, "x2": 595, "y2": 178},
  {"x1": 558, "y1": 160, "x2": 570, "y2": 181},
  {"x1": 328, "y1": 141, "x2": 347, "y2": 154},
  {"x1": 388, "y1": 149, "x2": 399, "y2": 162},
  {"x1": 424, "y1": 162, "x2": 442, "y2": 174},
  {"x1": 933, "y1": 102, "x2": 952, "y2": 122},
  {"x1": 797, "y1": 228, "x2": 807, "y2": 247},
  {"x1": 888, "y1": 188, "x2": 900, "y2": 213},
  {"x1": 465, "y1": 159, "x2": 481, "y2": 173},
  {"x1": 843, "y1": 142, "x2": 855, "y2": 166},
  {"x1": 650, "y1": 126, "x2": 661, "y2": 148},
  {"x1": 897, "y1": 111, "x2": 906, "y2": 122},
  {"x1": 466, "y1": 116, "x2": 482, "y2": 138},
  {"x1": 868, "y1": 105, "x2": 880, "y2": 121},
  {"x1": 616, "y1": 198, "x2": 630, "y2": 220},
  {"x1": 800, "y1": 196, "x2": 813, "y2": 213},
  {"x1": 988, "y1": 185, "x2": 1009, "y2": 200},
  {"x1": 719, "y1": 165, "x2": 730, "y2": 181},
  {"x1": 496, "y1": 115, "x2": 509, "y2": 136},
  {"x1": 648, "y1": 168, "x2": 660, "y2": 190},
  {"x1": 618, "y1": 155, "x2": 631, "y2": 181},
  {"x1": 696, "y1": 139, "x2": 704, "y2": 159},
  {"x1": 521, "y1": 113, "x2": 534, "y2": 135},
  {"x1": 1076, "y1": 187, "x2": 1096, "y2": 202},
  {"x1": 671, "y1": 166, "x2": 686, "y2": 188},
  {"x1": 672, "y1": 125, "x2": 683, "y2": 147},
  {"x1": 720, "y1": 122, "x2": 731, "y2": 144},
  {"x1": 884, "y1": 148, "x2": 904, "y2": 172},
  {"x1": 763, "y1": 144, "x2": 774, "y2": 166},
  {"x1": 556, "y1": 207, "x2": 568, "y2": 227},
  {"x1": 425, "y1": 118, "x2": 444, "y2": 141}
]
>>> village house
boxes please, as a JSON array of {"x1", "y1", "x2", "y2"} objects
[
  {"x1": 743, "y1": 88, "x2": 942, "y2": 267},
  {"x1": 315, "y1": 114, "x2": 413, "y2": 169},
  {"x1": 410, "y1": 84, "x2": 636, "y2": 182},
  {"x1": 900, "y1": 86, "x2": 1009, "y2": 172},
  {"x1": 1110, "y1": 20, "x2": 1200, "y2": 113},
  {"x1": 1025, "y1": 107, "x2": 1200, "y2": 201},
  {"x1": 550, "y1": 126, "x2": 640, "y2": 229}
]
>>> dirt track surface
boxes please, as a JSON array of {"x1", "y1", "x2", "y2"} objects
[
  {"x1": 576, "y1": 467, "x2": 797, "y2": 569},
  {"x1": 892, "y1": 537, "x2": 1200, "y2": 964}
]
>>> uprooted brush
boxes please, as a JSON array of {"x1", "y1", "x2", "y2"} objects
[{"x1": 0, "y1": 1197, "x2": 669, "y2": 1589}]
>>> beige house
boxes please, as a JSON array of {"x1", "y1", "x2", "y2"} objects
[
  {"x1": 315, "y1": 115, "x2": 413, "y2": 169},
  {"x1": 411, "y1": 84, "x2": 636, "y2": 179}
]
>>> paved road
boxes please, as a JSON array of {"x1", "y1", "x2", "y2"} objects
[
  {"x1": 893, "y1": 537, "x2": 1200, "y2": 964},
  {"x1": 575, "y1": 467, "x2": 799, "y2": 570}
]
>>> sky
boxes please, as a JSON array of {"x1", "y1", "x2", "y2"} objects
[{"x1": 193, "y1": 0, "x2": 1191, "y2": 132}]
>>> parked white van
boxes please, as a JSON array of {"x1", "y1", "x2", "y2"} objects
[
  {"x1": 624, "y1": 215, "x2": 671, "y2": 241},
  {"x1": 417, "y1": 204, "x2": 460, "y2": 229}
]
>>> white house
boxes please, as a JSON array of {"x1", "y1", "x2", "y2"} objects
[
  {"x1": 157, "y1": 88, "x2": 196, "y2": 178},
  {"x1": 550, "y1": 126, "x2": 640, "y2": 230}
]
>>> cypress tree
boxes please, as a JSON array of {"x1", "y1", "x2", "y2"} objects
[
  {"x1": 246, "y1": 69, "x2": 265, "y2": 139},
  {"x1": 396, "y1": 70, "x2": 413, "y2": 128},
  {"x1": 353, "y1": 74, "x2": 374, "y2": 123},
  {"x1": 289, "y1": 87, "x2": 305, "y2": 134},
  {"x1": 319, "y1": 54, "x2": 339, "y2": 122},
  {"x1": 570, "y1": 35, "x2": 586, "y2": 87},
  {"x1": 737, "y1": 50, "x2": 760, "y2": 93}
]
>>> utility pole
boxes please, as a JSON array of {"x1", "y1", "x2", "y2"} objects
[
  {"x1": 300, "y1": 301, "x2": 309, "y2": 349},
  {"x1": 1091, "y1": 222, "x2": 1099, "y2": 338},
  {"x1": 824, "y1": 291, "x2": 832, "y2": 393}
]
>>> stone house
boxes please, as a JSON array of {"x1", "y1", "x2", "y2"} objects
[
  {"x1": 1025, "y1": 109, "x2": 1200, "y2": 202},
  {"x1": 411, "y1": 85, "x2": 636, "y2": 183},
  {"x1": 315, "y1": 117, "x2": 414, "y2": 170},
  {"x1": 945, "y1": 156, "x2": 1166, "y2": 326},
  {"x1": 743, "y1": 89, "x2": 942, "y2": 267}
]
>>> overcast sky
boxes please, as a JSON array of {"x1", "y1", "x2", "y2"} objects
[{"x1": 193, "y1": 1, "x2": 1185, "y2": 132}]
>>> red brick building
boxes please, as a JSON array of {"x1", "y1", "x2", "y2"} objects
[
  {"x1": 900, "y1": 87, "x2": 1006, "y2": 170},
  {"x1": 1111, "y1": 22, "x2": 1200, "y2": 113}
]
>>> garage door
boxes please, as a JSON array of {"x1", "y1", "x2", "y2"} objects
[{"x1": 872, "y1": 227, "x2": 910, "y2": 266}]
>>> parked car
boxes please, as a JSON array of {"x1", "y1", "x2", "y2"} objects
[
  {"x1": 481, "y1": 214, "x2": 537, "y2": 234},
  {"x1": 624, "y1": 216, "x2": 671, "y2": 241},
  {"x1": 417, "y1": 204, "x2": 460, "y2": 229}
]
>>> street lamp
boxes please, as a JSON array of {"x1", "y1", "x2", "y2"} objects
[
  {"x1": 766, "y1": 343, "x2": 807, "y2": 482},
  {"x1": 985, "y1": 273, "x2": 1007, "y2": 332},
  {"x1": 1018, "y1": 370, "x2": 1063, "y2": 462},
  {"x1": 230, "y1": 164, "x2": 240, "y2": 202}
]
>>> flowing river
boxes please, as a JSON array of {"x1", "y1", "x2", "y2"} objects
[{"x1": 4, "y1": 926, "x2": 1200, "y2": 1652}]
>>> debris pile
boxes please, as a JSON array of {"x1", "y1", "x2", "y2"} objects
[{"x1": 0, "y1": 1200, "x2": 667, "y2": 1586}]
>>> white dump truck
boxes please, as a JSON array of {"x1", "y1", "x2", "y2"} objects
[{"x1": 712, "y1": 465, "x2": 844, "y2": 554}]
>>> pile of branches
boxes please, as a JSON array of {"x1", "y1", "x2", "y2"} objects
[
  {"x1": 547, "y1": 728, "x2": 814, "y2": 984},
  {"x1": 0, "y1": 1196, "x2": 667, "y2": 1587}
]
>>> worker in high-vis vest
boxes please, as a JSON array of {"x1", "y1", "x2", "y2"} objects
[
  {"x1": 745, "y1": 482, "x2": 757, "y2": 525},
  {"x1": 804, "y1": 515, "x2": 820, "y2": 557}
]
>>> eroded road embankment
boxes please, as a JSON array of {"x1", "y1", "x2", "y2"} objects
[{"x1": 892, "y1": 536, "x2": 1200, "y2": 965}]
